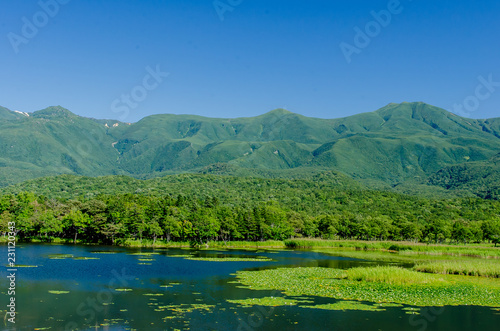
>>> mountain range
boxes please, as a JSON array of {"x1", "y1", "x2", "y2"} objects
[{"x1": 1, "y1": 102, "x2": 499, "y2": 198}]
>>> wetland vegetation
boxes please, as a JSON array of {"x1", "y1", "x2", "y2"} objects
[{"x1": 233, "y1": 266, "x2": 500, "y2": 307}]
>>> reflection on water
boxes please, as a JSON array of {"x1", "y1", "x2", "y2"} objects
[{"x1": 0, "y1": 244, "x2": 498, "y2": 330}]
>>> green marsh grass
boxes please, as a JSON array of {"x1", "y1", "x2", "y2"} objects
[
  {"x1": 234, "y1": 266, "x2": 500, "y2": 307},
  {"x1": 207, "y1": 240, "x2": 286, "y2": 249},
  {"x1": 185, "y1": 256, "x2": 273, "y2": 262},
  {"x1": 118, "y1": 239, "x2": 285, "y2": 249},
  {"x1": 346, "y1": 266, "x2": 445, "y2": 285},
  {"x1": 285, "y1": 239, "x2": 500, "y2": 258},
  {"x1": 120, "y1": 239, "x2": 191, "y2": 248},
  {"x1": 110, "y1": 238, "x2": 500, "y2": 258},
  {"x1": 414, "y1": 260, "x2": 500, "y2": 278}
]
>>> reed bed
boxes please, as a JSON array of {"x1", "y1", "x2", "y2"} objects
[{"x1": 414, "y1": 260, "x2": 500, "y2": 278}]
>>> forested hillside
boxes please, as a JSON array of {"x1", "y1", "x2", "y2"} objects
[
  {"x1": 1, "y1": 173, "x2": 499, "y2": 245},
  {"x1": 428, "y1": 153, "x2": 500, "y2": 200}
]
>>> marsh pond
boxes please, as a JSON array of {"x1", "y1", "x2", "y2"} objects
[{"x1": 1, "y1": 244, "x2": 499, "y2": 330}]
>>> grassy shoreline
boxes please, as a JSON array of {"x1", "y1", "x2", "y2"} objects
[
  {"x1": 414, "y1": 260, "x2": 500, "y2": 278},
  {"x1": 7, "y1": 238, "x2": 499, "y2": 277},
  {"x1": 10, "y1": 238, "x2": 497, "y2": 251},
  {"x1": 284, "y1": 239, "x2": 500, "y2": 257}
]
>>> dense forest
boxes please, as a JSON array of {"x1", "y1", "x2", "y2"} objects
[{"x1": 1, "y1": 174, "x2": 499, "y2": 245}]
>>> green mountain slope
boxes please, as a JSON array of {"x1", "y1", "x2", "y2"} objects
[
  {"x1": 0, "y1": 106, "x2": 127, "y2": 186},
  {"x1": 427, "y1": 153, "x2": 500, "y2": 199},
  {"x1": 310, "y1": 103, "x2": 500, "y2": 183},
  {"x1": 0, "y1": 106, "x2": 26, "y2": 120},
  {"x1": 0, "y1": 103, "x2": 499, "y2": 194}
]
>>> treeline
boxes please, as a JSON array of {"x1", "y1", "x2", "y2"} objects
[{"x1": 1, "y1": 190, "x2": 499, "y2": 245}]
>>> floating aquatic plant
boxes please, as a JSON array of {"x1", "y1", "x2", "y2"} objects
[
  {"x1": 303, "y1": 301, "x2": 385, "y2": 311},
  {"x1": 185, "y1": 256, "x2": 273, "y2": 262},
  {"x1": 227, "y1": 297, "x2": 299, "y2": 307},
  {"x1": 48, "y1": 291, "x2": 70, "y2": 294},
  {"x1": 48, "y1": 254, "x2": 73, "y2": 259}
]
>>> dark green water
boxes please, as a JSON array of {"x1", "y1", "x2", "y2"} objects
[{"x1": 1, "y1": 244, "x2": 498, "y2": 330}]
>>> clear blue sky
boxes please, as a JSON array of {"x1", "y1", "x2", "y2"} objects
[{"x1": 1, "y1": 0, "x2": 499, "y2": 122}]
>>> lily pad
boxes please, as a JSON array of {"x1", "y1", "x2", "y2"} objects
[
  {"x1": 48, "y1": 254, "x2": 73, "y2": 260},
  {"x1": 48, "y1": 291, "x2": 70, "y2": 295}
]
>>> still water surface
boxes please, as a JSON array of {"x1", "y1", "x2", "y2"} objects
[{"x1": 1, "y1": 244, "x2": 498, "y2": 330}]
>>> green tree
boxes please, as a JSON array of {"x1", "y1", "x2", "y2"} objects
[
  {"x1": 163, "y1": 215, "x2": 182, "y2": 242},
  {"x1": 63, "y1": 209, "x2": 92, "y2": 244},
  {"x1": 148, "y1": 218, "x2": 164, "y2": 245},
  {"x1": 124, "y1": 203, "x2": 148, "y2": 242},
  {"x1": 317, "y1": 214, "x2": 338, "y2": 239},
  {"x1": 0, "y1": 211, "x2": 14, "y2": 235},
  {"x1": 400, "y1": 222, "x2": 422, "y2": 242},
  {"x1": 451, "y1": 220, "x2": 473, "y2": 244},
  {"x1": 481, "y1": 219, "x2": 500, "y2": 243},
  {"x1": 191, "y1": 208, "x2": 220, "y2": 244},
  {"x1": 36, "y1": 210, "x2": 63, "y2": 239},
  {"x1": 216, "y1": 206, "x2": 241, "y2": 242},
  {"x1": 424, "y1": 219, "x2": 451, "y2": 243}
]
